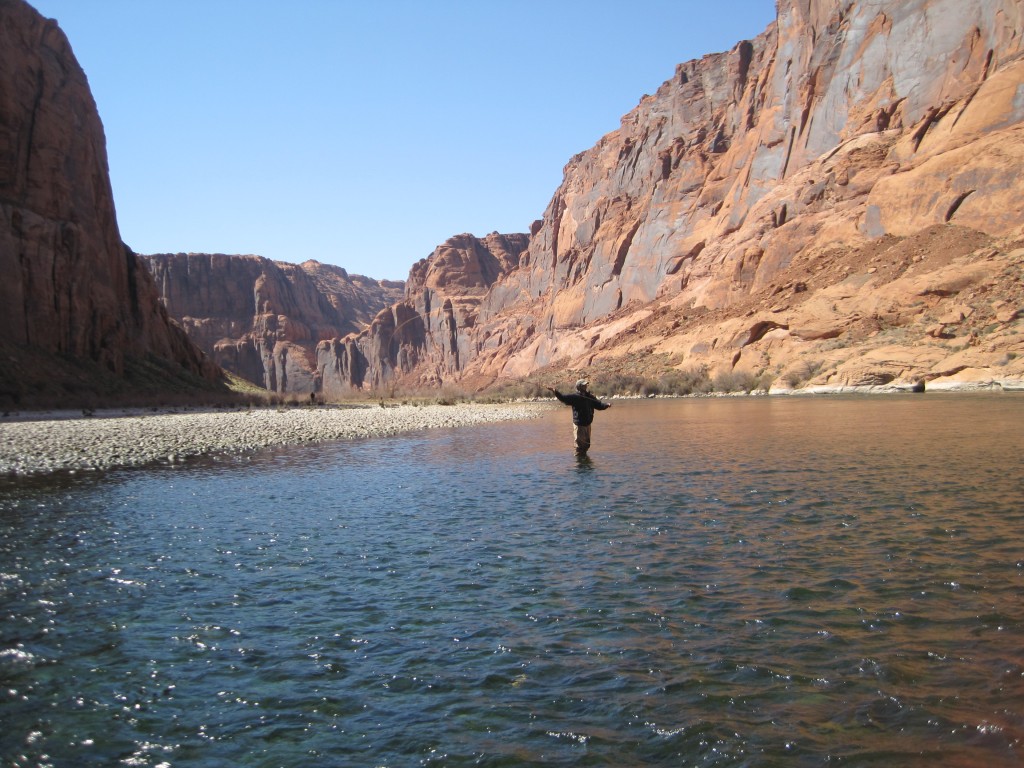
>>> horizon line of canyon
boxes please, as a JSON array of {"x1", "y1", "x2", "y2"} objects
[{"x1": 2, "y1": 0, "x2": 1023, "y2": 409}]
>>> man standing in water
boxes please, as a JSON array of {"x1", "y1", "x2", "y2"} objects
[{"x1": 546, "y1": 379, "x2": 611, "y2": 454}]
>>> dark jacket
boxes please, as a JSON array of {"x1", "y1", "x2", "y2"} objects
[{"x1": 553, "y1": 390, "x2": 610, "y2": 426}]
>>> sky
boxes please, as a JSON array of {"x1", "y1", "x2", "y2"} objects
[{"x1": 29, "y1": 1, "x2": 777, "y2": 281}]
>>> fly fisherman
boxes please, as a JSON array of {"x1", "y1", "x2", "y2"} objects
[{"x1": 546, "y1": 379, "x2": 611, "y2": 454}]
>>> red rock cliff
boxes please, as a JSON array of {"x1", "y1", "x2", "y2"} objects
[
  {"x1": 323, "y1": 0, "x2": 1023, "y2": 394},
  {"x1": 0, "y1": 0, "x2": 219, "y2": 405},
  {"x1": 144, "y1": 253, "x2": 404, "y2": 394},
  {"x1": 316, "y1": 232, "x2": 529, "y2": 396}
]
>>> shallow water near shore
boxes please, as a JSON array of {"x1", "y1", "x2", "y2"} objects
[{"x1": 1, "y1": 394, "x2": 1022, "y2": 766}]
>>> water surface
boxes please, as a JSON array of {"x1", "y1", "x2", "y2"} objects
[{"x1": 1, "y1": 395, "x2": 1022, "y2": 766}]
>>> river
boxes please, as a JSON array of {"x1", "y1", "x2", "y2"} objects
[{"x1": 1, "y1": 394, "x2": 1022, "y2": 766}]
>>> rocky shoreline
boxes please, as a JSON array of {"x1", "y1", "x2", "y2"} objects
[
  {"x1": 0, "y1": 403, "x2": 549, "y2": 477},
  {"x1": 4, "y1": 382, "x2": 1020, "y2": 478}
]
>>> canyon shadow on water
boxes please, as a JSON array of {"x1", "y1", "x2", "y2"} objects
[{"x1": 1, "y1": 394, "x2": 1022, "y2": 766}]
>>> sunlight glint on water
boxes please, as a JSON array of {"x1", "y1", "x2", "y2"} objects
[{"x1": 1, "y1": 395, "x2": 1022, "y2": 766}]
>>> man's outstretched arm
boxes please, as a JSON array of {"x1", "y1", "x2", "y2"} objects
[{"x1": 546, "y1": 386, "x2": 570, "y2": 405}]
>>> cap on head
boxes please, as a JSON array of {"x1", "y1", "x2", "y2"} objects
[{"x1": 575, "y1": 379, "x2": 589, "y2": 392}]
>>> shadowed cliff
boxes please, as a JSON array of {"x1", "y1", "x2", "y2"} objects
[
  {"x1": 140, "y1": 234, "x2": 529, "y2": 399},
  {"x1": 0, "y1": 0, "x2": 225, "y2": 408},
  {"x1": 143, "y1": 253, "x2": 404, "y2": 394},
  {"x1": 15, "y1": 0, "x2": 1024, "y2": 401}
]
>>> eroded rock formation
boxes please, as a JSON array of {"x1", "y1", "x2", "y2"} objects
[
  {"x1": 320, "y1": 0, "x2": 1024, "y2": 394},
  {"x1": 143, "y1": 254, "x2": 404, "y2": 394},
  {"x1": 317, "y1": 232, "x2": 529, "y2": 397},
  {"x1": 0, "y1": 0, "x2": 220, "y2": 406},
  {"x1": 25, "y1": 0, "x2": 1022, "y2": 401}
]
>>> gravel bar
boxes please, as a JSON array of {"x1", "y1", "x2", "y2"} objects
[{"x1": 0, "y1": 403, "x2": 549, "y2": 477}]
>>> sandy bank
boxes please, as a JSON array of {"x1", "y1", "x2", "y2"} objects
[{"x1": 0, "y1": 403, "x2": 549, "y2": 477}]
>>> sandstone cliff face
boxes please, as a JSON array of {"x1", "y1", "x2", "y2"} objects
[
  {"x1": 144, "y1": 253, "x2": 404, "y2": 394},
  {"x1": 67, "y1": 0, "x2": 1022, "y2": 399},
  {"x1": 416, "y1": 0, "x2": 1024, "y2": 393},
  {"x1": 0, "y1": 0, "x2": 219, "y2": 405},
  {"x1": 316, "y1": 232, "x2": 529, "y2": 397}
]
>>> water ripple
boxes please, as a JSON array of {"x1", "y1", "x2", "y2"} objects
[{"x1": 1, "y1": 395, "x2": 1022, "y2": 766}]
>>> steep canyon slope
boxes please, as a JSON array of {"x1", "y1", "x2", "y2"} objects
[
  {"x1": 143, "y1": 253, "x2": 403, "y2": 394},
  {"x1": 317, "y1": 232, "x2": 530, "y2": 398},
  {"x1": 317, "y1": 0, "x2": 1024, "y2": 395},
  {"x1": 0, "y1": 0, "x2": 222, "y2": 407}
]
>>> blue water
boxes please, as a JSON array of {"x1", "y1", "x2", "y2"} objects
[{"x1": 1, "y1": 395, "x2": 1022, "y2": 767}]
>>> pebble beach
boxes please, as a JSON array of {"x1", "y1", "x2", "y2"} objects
[{"x1": 0, "y1": 402, "x2": 548, "y2": 477}]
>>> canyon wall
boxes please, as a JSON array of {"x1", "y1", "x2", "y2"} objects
[
  {"x1": 316, "y1": 232, "x2": 529, "y2": 397},
  {"x1": 0, "y1": 0, "x2": 221, "y2": 406},
  {"x1": 318, "y1": 0, "x2": 1024, "y2": 394},
  {"x1": 33, "y1": 0, "x2": 1021, "y2": 400},
  {"x1": 143, "y1": 254, "x2": 404, "y2": 394}
]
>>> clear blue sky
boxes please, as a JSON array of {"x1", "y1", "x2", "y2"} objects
[{"x1": 30, "y1": 0, "x2": 777, "y2": 280}]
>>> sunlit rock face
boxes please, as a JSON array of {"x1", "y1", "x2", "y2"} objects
[
  {"x1": 366, "y1": 0, "x2": 1024, "y2": 392},
  {"x1": 48, "y1": 0, "x2": 1020, "y2": 398},
  {"x1": 509, "y1": 0, "x2": 1023, "y2": 312},
  {"x1": 0, "y1": 0, "x2": 218, "y2": 392},
  {"x1": 143, "y1": 253, "x2": 404, "y2": 395},
  {"x1": 316, "y1": 232, "x2": 530, "y2": 396}
]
